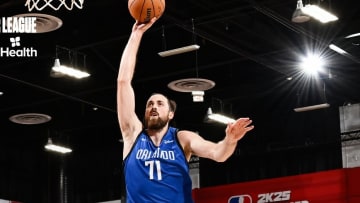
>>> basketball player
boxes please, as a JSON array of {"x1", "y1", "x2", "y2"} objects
[{"x1": 117, "y1": 17, "x2": 254, "y2": 203}]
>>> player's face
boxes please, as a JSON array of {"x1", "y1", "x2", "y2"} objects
[{"x1": 144, "y1": 94, "x2": 174, "y2": 130}]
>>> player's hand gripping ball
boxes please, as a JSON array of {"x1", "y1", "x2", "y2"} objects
[{"x1": 128, "y1": 0, "x2": 165, "y2": 24}]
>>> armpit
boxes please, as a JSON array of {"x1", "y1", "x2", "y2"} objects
[{"x1": 177, "y1": 130, "x2": 193, "y2": 161}]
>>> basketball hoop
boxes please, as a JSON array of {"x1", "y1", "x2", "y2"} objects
[{"x1": 25, "y1": 0, "x2": 84, "y2": 11}]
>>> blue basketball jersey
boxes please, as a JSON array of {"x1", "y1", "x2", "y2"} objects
[{"x1": 124, "y1": 127, "x2": 194, "y2": 203}]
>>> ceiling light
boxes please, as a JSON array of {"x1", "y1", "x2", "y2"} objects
[
  {"x1": 292, "y1": 0, "x2": 310, "y2": 23},
  {"x1": 301, "y1": 4, "x2": 338, "y2": 23},
  {"x1": 294, "y1": 81, "x2": 330, "y2": 112},
  {"x1": 329, "y1": 44, "x2": 348, "y2": 55},
  {"x1": 294, "y1": 103, "x2": 330, "y2": 112},
  {"x1": 206, "y1": 107, "x2": 235, "y2": 124},
  {"x1": 44, "y1": 138, "x2": 72, "y2": 154},
  {"x1": 51, "y1": 58, "x2": 90, "y2": 79},
  {"x1": 51, "y1": 45, "x2": 89, "y2": 79},
  {"x1": 345, "y1": 33, "x2": 360, "y2": 39},
  {"x1": 208, "y1": 114, "x2": 236, "y2": 124},
  {"x1": 158, "y1": 26, "x2": 200, "y2": 57},
  {"x1": 300, "y1": 54, "x2": 325, "y2": 76},
  {"x1": 158, "y1": 44, "x2": 200, "y2": 57}
]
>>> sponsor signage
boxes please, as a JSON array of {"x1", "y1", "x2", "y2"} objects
[
  {"x1": 1, "y1": 16, "x2": 38, "y2": 58},
  {"x1": 193, "y1": 167, "x2": 360, "y2": 203}
]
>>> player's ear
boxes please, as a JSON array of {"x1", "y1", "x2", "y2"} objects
[{"x1": 168, "y1": 111, "x2": 174, "y2": 120}]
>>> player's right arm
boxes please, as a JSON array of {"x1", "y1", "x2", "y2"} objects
[{"x1": 117, "y1": 19, "x2": 157, "y2": 158}]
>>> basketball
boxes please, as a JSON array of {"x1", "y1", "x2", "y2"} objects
[{"x1": 128, "y1": 0, "x2": 165, "y2": 24}]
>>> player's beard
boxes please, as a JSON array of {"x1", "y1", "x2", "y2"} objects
[{"x1": 145, "y1": 116, "x2": 169, "y2": 130}]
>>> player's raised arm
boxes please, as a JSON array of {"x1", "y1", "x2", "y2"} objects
[{"x1": 117, "y1": 18, "x2": 157, "y2": 156}]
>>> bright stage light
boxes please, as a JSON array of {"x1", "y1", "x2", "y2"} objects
[{"x1": 300, "y1": 54, "x2": 325, "y2": 76}]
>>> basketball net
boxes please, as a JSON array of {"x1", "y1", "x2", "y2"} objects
[{"x1": 25, "y1": 0, "x2": 84, "y2": 11}]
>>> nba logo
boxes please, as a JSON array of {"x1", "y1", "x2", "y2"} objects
[{"x1": 228, "y1": 194, "x2": 252, "y2": 203}]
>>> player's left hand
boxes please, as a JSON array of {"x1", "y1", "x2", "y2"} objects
[{"x1": 225, "y1": 118, "x2": 254, "y2": 143}]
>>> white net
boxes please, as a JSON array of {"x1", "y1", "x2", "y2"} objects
[{"x1": 25, "y1": 0, "x2": 84, "y2": 11}]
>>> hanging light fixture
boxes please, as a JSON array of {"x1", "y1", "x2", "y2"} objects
[
  {"x1": 50, "y1": 45, "x2": 90, "y2": 79},
  {"x1": 204, "y1": 98, "x2": 236, "y2": 124},
  {"x1": 292, "y1": 0, "x2": 311, "y2": 23},
  {"x1": 51, "y1": 59, "x2": 90, "y2": 79},
  {"x1": 158, "y1": 44, "x2": 200, "y2": 57},
  {"x1": 294, "y1": 103, "x2": 330, "y2": 112},
  {"x1": 206, "y1": 107, "x2": 235, "y2": 124},
  {"x1": 294, "y1": 81, "x2": 330, "y2": 112},
  {"x1": 158, "y1": 24, "x2": 200, "y2": 57},
  {"x1": 301, "y1": 4, "x2": 338, "y2": 23},
  {"x1": 291, "y1": 0, "x2": 338, "y2": 24},
  {"x1": 44, "y1": 138, "x2": 72, "y2": 154},
  {"x1": 167, "y1": 19, "x2": 215, "y2": 102}
]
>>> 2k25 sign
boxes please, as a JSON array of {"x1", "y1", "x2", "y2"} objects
[{"x1": 258, "y1": 190, "x2": 291, "y2": 202}]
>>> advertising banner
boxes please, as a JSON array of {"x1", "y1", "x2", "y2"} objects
[{"x1": 193, "y1": 167, "x2": 360, "y2": 203}]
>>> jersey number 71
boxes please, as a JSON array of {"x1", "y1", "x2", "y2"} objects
[{"x1": 145, "y1": 160, "x2": 162, "y2": 180}]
